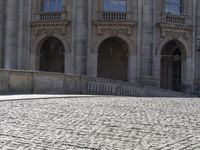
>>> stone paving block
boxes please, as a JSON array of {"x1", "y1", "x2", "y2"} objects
[{"x1": 0, "y1": 97, "x2": 200, "y2": 149}]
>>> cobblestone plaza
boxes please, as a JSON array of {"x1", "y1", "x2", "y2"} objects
[{"x1": 0, "y1": 96, "x2": 200, "y2": 150}]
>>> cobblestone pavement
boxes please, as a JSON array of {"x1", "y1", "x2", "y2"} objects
[{"x1": 0, "y1": 97, "x2": 200, "y2": 150}]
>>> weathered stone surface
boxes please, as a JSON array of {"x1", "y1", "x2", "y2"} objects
[
  {"x1": 1, "y1": 0, "x2": 200, "y2": 94},
  {"x1": 0, "y1": 70, "x2": 8, "y2": 94},
  {"x1": 9, "y1": 72, "x2": 32, "y2": 94},
  {"x1": 33, "y1": 72, "x2": 64, "y2": 94},
  {"x1": 0, "y1": 97, "x2": 200, "y2": 149}
]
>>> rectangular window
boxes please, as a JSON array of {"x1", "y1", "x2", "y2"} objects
[
  {"x1": 49, "y1": 0, "x2": 56, "y2": 12},
  {"x1": 103, "y1": 0, "x2": 127, "y2": 12},
  {"x1": 165, "y1": 0, "x2": 183, "y2": 15},
  {"x1": 40, "y1": 0, "x2": 62, "y2": 12}
]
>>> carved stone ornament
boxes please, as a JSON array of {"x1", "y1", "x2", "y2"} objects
[
  {"x1": 158, "y1": 24, "x2": 193, "y2": 39},
  {"x1": 94, "y1": 21, "x2": 136, "y2": 36},
  {"x1": 31, "y1": 21, "x2": 70, "y2": 36}
]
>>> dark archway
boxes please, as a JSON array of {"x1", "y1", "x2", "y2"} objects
[
  {"x1": 160, "y1": 40, "x2": 186, "y2": 91},
  {"x1": 97, "y1": 37, "x2": 128, "y2": 81},
  {"x1": 39, "y1": 37, "x2": 65, "y2": 73}
]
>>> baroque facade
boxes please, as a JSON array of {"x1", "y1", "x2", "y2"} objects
[{"x1": 1, "y1": 0, "x2": 200, "y2": 94}]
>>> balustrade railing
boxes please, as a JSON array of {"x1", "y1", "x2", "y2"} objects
[
  {"x1": 162, "y1": 14, "x2": 186, "y2": 25},
  {"x1": 87, "y1": 79, "x2": 184, "y2": 97},
  {"x1": 0, "y1": 69, "x2": 185, "y2": 97},
  {"x1": 99, "y1": 12, "x2": 127, "y2": 21},
  {"x1": 87, "y1": 80, "x2": 113, "y2": 95},
  {"x1": 39, "y1": 12, "x2": 62, "y2": 21},
  {"x1": 35, "y1": 12, "x2": 68, "y2": 21}
]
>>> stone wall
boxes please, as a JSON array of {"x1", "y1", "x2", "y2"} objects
[{"x1": 0, "y1": 69, "x2": 185, "y2": 97}]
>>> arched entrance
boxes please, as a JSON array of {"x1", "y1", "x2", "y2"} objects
[
  {"x1": 97, "y1": 37, "x2": 128, "y2": 81},
  {"x1": 39, "y1": 37, "x2": 65, "y2": 73},
  {"x1": 160, "y1": 40, "x2": 186, "y2": 91}
]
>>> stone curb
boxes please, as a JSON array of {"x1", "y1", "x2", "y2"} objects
[{"x1": 0, "y1": 95, "x2": 107, "y2": 102}]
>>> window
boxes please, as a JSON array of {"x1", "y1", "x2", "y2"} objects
[
  {"x1": 41, "y1": 0, "x2": 62, "y2": 12},
  {"x1": 165, "y1": 0, "x2": 183, "y2": 15},
  {"x1": 103, "y1": 0, "x2": 127, "y2": 12}
]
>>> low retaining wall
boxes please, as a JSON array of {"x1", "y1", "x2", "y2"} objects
[{"x1": 0, "y1": 69, "x2": 184, "y2": 97}]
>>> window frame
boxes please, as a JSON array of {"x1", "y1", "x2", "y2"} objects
[
  {"x1": 164, "y1": 0, "x2": 186, "y2": 15},
  {"x1": 102, "y1": 0, "x2": 127, "y2": 12},
  {"x1": 40, "y1": 0, "x2": 62, "y2": 12}
]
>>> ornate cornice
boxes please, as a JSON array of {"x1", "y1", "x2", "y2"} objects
[
  {"x1": 158, "y1": 23, "x2": 194, "y2": 38},
  {"x1": 94, "y1": 21, "x2": 136, "y2": 36},
  {"x1": 31, "y1": 21, "x2": 70, "y2": 36},
  {"x1": 31, "y1": 21, "x2": 70, "y2": 27}
]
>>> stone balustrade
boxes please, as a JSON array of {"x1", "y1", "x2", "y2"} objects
[
  {"x1": 39, "y1": 12, "x2": 61, "y2": 21},
  {"x1": 162, "y1": 14, "x2": 186, "y2": 25},
  {"x1": 99, "y1": 12, "x2": 127, "y2": 21},
  {"x1": 0, "y1": 69, "x2": 184, "y2": 97},
  {"x1": 36, "y1": 12, "x2": 67, "y2": 21}
]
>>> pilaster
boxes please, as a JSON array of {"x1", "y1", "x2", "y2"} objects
[
  {"x1": 73, "y1": 0, "x2": 88, "y2": 75},
  {"x1": 89, "y1": 51, "x2": 98, "y2": 77},
  {"x1": 128, "y1": 53, "x2": 137, "y2": 83},
  {"x1": 141, "y1": 0, "x2": 154, "y2": 83},
  {"x1": 4, "y1": 0, "x2": 19, "y2": 69},
  {"x1": 0, "y1": 0, "x2": 5, "y2": 68},
  {"x1": 65, "y1": 52, "x2": 73, "y2": 74}
]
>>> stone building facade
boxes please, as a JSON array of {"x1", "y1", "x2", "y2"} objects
[{"x1": 1, "y1": 0, "x2": 200, "y2": 94}]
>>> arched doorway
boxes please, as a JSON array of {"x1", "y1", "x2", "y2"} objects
[
  {"x1": 160, "y1": 40, "x2": 186, "y2": 91},
  {"x1": 97, "y1": 37, "x2": 128, "y2": 81},
  {"x1": 39, "y1": 37, "x2": 65, "y2": 73}
]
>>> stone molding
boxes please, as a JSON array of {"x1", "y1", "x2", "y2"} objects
[
  {"x1": 31, "y1": 21, "x2": 70, "y2": 36},
  {"x1": 158, "y1": 23, "x2": 193, "y2": 39},
  {"x1": 94, "y1": 21, "x2": 136, "y2": 36}
]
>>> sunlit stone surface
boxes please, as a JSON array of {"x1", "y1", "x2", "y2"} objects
[{"x1": 0, "y1": 96, "x2": 200, "y2": 149}]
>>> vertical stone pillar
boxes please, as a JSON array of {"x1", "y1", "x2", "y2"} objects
[
  {"x1": 0, "y1": 0, "x2": 4, "y2": 68},
  {"x1": 128, "y1": 53, "x2": 137, "y2": 83},
  {"x1": 190, "y1": 0, "x2": 196, "y2": 93},
  {"x1": 17, "y1": 0, "x2": 24, "y2": 69},
  {"x1": 21, "y1": 0, "x2": 31, "y2": 70},
  {"x1": 89, "y1": 51, "x2": 98, "y2": 77},
  {"x1": 65, "y1": 52, "x2": 73, "y2": 74},
  {"x1": 73, "y1": 0, "x2": 88, "y2": 75},
  {"x1": 4, "y1": 0, "x2": 19, "y2": 69},
  {"x1": 154, "y1": 55, "x2": 161, "y2": 86},
  {"x1": 141, "y1": 0, "x2": 154, "y2": 84},
  {"x1": 30, "y1": 51, "x2": 40, "y2": 71}
]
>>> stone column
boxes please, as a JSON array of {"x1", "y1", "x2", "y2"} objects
[
  {"x1": 141, "y1": 0, "x2": 154, "y2": 84},
  {"x1": 89, "y1": 51, "x2": 98, "y2": 77},
  {"x1": 65, "y1": 52, "x2": 73, "y2": 74},
  {"x1": 0, "y1": 0, "x2": 5, "y2": 68},
  {"x1": 154, "y1": 55, "x2": 161, "y2": 87},
  {"x1": 128, "y1": 53, "x2": 137, "y2": 83},
  {"x1": 4, "y1": 0, "x2": 19, "y2": 69},
  {"x1": 17, "y1": 0, "x2": 24, "y2": 69},
  {"x1": 21, "y1": 0, "x2": 31, "y2": 70},
  {"x1": 185, "y1": 56, "x2": 193, "y2": 94},
  {"x1": 191, "y1": 0, "x2": 196, "y2": 93},
  {"x1": 194, "y1": 0, "x2": 200, "y2": 81},
  {"x1": 73, "y1": 0, "x2": 88, "y2": 75},
  {"x1": 30, "y1": 51, "x2": 40, "y2": 71}
]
